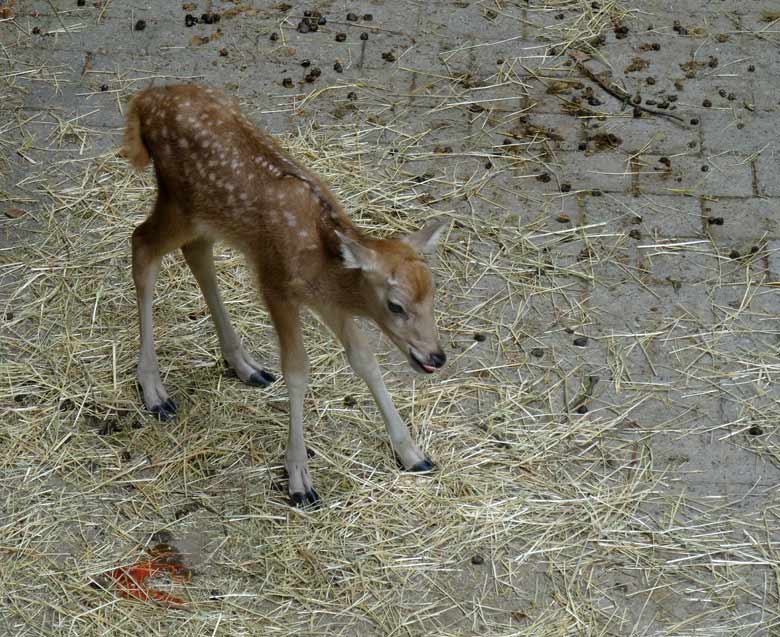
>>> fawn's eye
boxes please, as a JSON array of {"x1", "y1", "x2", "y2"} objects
[{"x1": 387, "y1": 301, "x2": 406, "y2": 316}]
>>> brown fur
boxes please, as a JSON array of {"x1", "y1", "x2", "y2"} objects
[
  {"x1": 121, "y1": 96, "x2": 150, "y2": 170},
  {"x1": 122, "y1": 84, "x2": 378, "y2": 308}
]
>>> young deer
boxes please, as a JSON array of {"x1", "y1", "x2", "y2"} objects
[{"x1": 122, "y1": 84, "x2": 448, "y2": 506}]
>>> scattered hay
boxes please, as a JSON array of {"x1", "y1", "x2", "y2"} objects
[{"x1": 1, "y1": 0, "x2": 779, "y2": 635}]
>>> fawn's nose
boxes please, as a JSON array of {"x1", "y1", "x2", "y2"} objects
[{"x1": 429, "y1": 351, "x2": 447, "y2": 369}]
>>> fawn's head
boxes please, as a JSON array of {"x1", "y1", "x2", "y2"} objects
[{"x1": 338, "y1": 219, "x2": 449, "y2": 374}]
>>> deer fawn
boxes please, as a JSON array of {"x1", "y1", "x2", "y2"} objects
[{"x1": 122, "y1": 84, "x2": 448, "y2": 506}]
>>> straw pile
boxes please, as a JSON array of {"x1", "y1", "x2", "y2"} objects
[{"x1": 2, "y1": 0, "x2": 779, "y2": 634}]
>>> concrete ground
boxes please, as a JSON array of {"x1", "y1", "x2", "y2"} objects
[{"x1": 2, "y1": 0, "x2": 780, "y2": 635}]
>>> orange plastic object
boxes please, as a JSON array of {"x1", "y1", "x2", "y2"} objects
[{"x1": 107, "y1": 545, "x2": 191, "y2": 606}]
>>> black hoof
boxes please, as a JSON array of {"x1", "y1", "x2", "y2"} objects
[
  {"x1": 396, "y1": 454, "x2": 436, "y2": 472},
  {"x1": 247, "y1": 370, "x2": 276, "y2": 387},
  {"x1": 290, "y1": 488, "x2": 320, "y2": 508},
  {"x1": 409, "y1": 458, "x2": 436, "y2": 472},
  {"x1": 150, "y1": 401, "x2": 176, "y2": 422}
]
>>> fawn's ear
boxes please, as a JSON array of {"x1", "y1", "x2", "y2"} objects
[
  {"x1": 402, "y1": 218, "x2": 449, "y2": 254},
  {"x1": 336, "y1": 231, "x2": 378, "y2": 271}
]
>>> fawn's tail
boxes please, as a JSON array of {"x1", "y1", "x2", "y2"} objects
[{"x1": 120, "y1": 93, "x2": 151, "y2": 170}]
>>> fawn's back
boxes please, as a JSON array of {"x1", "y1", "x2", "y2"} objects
[{"x1": 124, "y1": 84, "x2": 351, "y2": 291}]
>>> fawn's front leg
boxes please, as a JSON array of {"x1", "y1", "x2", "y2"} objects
[
  {"x1": 317, "y1": 308, "x2": 434, "y2": 472},
  {"x1": 266, "y1": 297, "x2": 318, "y2": 506}
]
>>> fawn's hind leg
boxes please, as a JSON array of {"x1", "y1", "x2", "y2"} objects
[
  {"x1": 181, "y1": 238, "x2": 275, "y2": 387},
  {"x1": 132, "y1": 196, "x2": 196, "y2": 420}
]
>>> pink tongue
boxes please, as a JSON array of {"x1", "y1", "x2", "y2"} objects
[{"x1": 421, "y1": 363, "x2": 435, "y2": 373}]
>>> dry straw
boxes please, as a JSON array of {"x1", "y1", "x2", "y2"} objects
[{"x1": 2, "y1": 0, "x2": 779, "y2": 634}]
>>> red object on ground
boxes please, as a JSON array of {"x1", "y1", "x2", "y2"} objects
[{"x1": 107, "y1": 547, "x2": 191, "y2": 606}]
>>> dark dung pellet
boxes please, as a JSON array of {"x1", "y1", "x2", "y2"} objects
[
  {"x1": 729, "y1": 249, "x2": 740, "y2": 259},
  {"x1": 363, "y1": 13, "x2": 373, "y2": 21},
  {"x1": 301, "y1": 59, "x2": 311, "y2": 67},
  {"x1": 702, "y1": 99, "x2": 712, "y2": 107},
  {"x1": 100, "y1": 84, "x2": 108, "y2": 91},
  {"x1": 335, "y1": 32, "x2": 346, "y2": 42},
  {"x1": 134, "y1": 19, "x2": 146, "y2": 31},
  {"x1": 333, "y1": 61, "x2": 343, "y2": 72},
  {"x1": 573, "y1": 336, "x2": 588, "y2": 347},
  {"x1": 282, "y1": 77, "x2": 294, "y2": 88},
  {"x1": 360, "y1": 32, "x2": 368, "y2": 40},
  {"x1": 473, "y1": 333, "x2": 486, "y2": 342},
  {"x1": 347, "y1": 12, "x2": 358, "y2": 21},
  {"x1": 749, "y1": 425, "x2": 763, "y2": 436},
  {"x1": 270, "y1": 32, "x2": 279, "y2": 41},
  {"x1": 471, "y1": 554, "x2": 484, "y2": 565},
  {"x1": 347, "y1": 91, "x2": 357, "y2": 100}
]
